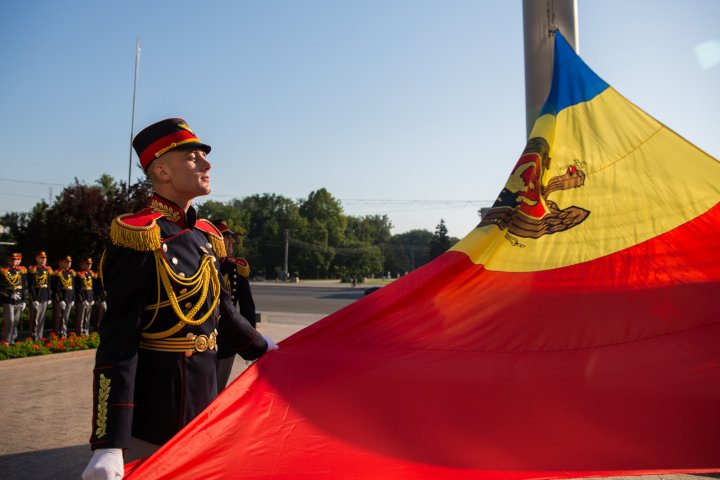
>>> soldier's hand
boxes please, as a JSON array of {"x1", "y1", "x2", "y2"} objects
[
  {"x1": 32, "y1": 301, "x2": 40, "y2": 308},
  {"x1": 59, "y1": 300, "x2": 66, "y2": 309},
  {"x1": 82, "y1": 448, "x2": 124, "y2": 480},
  {"x1": 263, "y1": 335, "x2": 279, "y2": 352}
]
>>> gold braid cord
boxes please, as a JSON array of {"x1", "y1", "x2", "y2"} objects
[
  {"x1": 58, "y1": 271, "x2": 73, "y2": 290},
  {"x1": 1, "y1": 270, "x2": 21, "y2": 287},
  {"x1": 34, "y1": 271, "x2": 49, "y2": 287},
  {"x1": 141, "y1": 251, "x2": 220, "y2": 340}
]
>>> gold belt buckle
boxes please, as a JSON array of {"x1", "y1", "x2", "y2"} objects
[{"x1": 184, "y1": 330, "x2": 218, "y2": 357}]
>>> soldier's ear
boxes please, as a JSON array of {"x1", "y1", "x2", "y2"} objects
[{"x1": 151, "y1": 160, "x2": 172, "y2": 182}]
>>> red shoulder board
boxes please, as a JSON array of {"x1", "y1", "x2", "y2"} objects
[
  {"x1": 46, "y1": 267, "x2": 54, "y2": 273},
  {"x1": 19, "y1": 266, "x2": 27, "y2": 273},
  {"x1": 28, "y1": 266, "x2": 37, "y2": 273},
  {"x1": 228, "y1": 256, "x2": 249, "y2": 268},
  {"x1": 196, "y1": 219, "x2": 227, "y2": 258},
  {"x1": 115, "y1": 208, "x2": 164, "y2": 228},
  {"x1": 196, "y1": 219, "x2": 222, "y2": 238},
  {"x1": 228, "y1": 256, "x2": 250, "y2": 278},
  {"x1": 110, "y1": 208, "x2": 163, "y2": 251}
]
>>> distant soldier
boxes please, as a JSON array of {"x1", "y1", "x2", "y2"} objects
[
  {"x1": 0, "y1": 252, "x2": 27, "y2": 343},
  {"x1": 75, "y1": 257, "x2": 95, "y2": 335},
  {"x1": 215, "y1": 220, "x2": 257, "y2": 391},
  {"x1": 27, "y1": 251, "x2": 53, "y2": 340},
  {"x1": 51, "y1": 255, "x2": 75, "y2": 338}
]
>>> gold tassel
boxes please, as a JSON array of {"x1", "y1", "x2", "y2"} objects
[
  {"x1": 208, "y1": 233, "x2": 227, "y2": 259},
  {"x1": 110, "y1": 215, "x2": 162, "y2": 251}
]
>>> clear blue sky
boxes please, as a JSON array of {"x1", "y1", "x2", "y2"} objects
[{"x1": 1, "y1": 0, "x2": 718, "y2": 238}]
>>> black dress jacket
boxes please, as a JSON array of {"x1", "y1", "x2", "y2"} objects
[{"x1": 27, "y1": 265, "x2": 52, "y2": 302}]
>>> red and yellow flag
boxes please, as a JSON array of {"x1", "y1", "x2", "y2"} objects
[{"x1": 126, "y1": 33, "x2": 720, "y2": 479}]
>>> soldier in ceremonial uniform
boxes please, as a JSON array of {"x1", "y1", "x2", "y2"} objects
[
  {"x1": 1, "y1": 252, "x2": 27, "y2": 343},
  {"x1": 75, "y1": 257, "x2": 95, "y2": 335},
  {"x1": 215, "y1": 220, "x2": 257, "y2": 391},
  {"x1": 51, "y1": 255, "x2": 75, "y2": 338},
  {"x1": 83, "y1": 118, "x2": 278, "y2": 480},
  {"x1": 27, "y1": 251, "x2": 53, "y2": 341}
]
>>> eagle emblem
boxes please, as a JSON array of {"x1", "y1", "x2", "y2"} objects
[{"x1": 479, "y1": 137, "x2": 590, "y2": 239}]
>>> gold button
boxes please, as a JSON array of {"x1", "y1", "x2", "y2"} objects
[
  {"x1": 178, "y1": 272, "x2": 186, "y2": 277},
  {"x1": 171, "y1": 257, "x2": 178, "y2": 265},
  {"x1": 184, "y1": 302, "x2": 193, "y2": 309},
  {"x1": 162, "y1": 244, "x2": 168, "y2": 252},
  {"x1": 179, "y1": 288, "x2": 188, "y2": 294}
]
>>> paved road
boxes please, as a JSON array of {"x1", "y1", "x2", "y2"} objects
[{"x1": 251, "y1": 282, "x2": 366, "y2": 314}]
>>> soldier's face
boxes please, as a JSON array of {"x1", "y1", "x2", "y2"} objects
[
  {"x1": 36, "y1": 256, "x2": 47, "y2": 266},
  {"x1": 8, "y1": 258, "x2": 20, "y2": 268},
  {"x1": 223, "y1": 235, "x2": 236, "y2": 253},
  {"x1": 59, "y1": 260, "x2": 70, "y2": 270},
  {"x1": 159, "y1": 148, "x2": 212, "y2": 200}
]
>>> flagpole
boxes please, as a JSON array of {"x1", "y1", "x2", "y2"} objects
[
  {"x1": 128, "y1": 37, "x2": 141, "y2": 195},
  {"x1": 522, "y1": 0, "x2": 578, "y2": 137}
]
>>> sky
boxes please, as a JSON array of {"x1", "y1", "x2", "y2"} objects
[{"x1": 1, "y1": 0, "x2": 718, "y2": 238}]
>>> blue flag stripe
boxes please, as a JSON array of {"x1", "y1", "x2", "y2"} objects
[{"x1": 539, "y1": 31, "x2": 609, "y2": 116}]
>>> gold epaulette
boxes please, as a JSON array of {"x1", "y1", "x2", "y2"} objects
[
  {"x1": 229, "y1": 257, "x2": 251, "y2": 278},
  {"x1": 196, "y1": 219, "x2": 227, "y2": 259},
  {"x1": 28, "y1": 266, "x2": 36, "y2": 273},
  {"x1": 110, "y1": 211, "x2": 163, "y2": 252}
]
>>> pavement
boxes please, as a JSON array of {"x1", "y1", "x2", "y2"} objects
[
  {"x1": 0, "y1": 311, "x2": 322, "y2": 480},
  {"x1": 0, "y1": 302, "x2": 717, "y2": 479}
]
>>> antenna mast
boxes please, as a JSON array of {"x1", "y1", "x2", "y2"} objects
[{"x1": 128, "y1": 38, "x2": 141, "y2": 195}]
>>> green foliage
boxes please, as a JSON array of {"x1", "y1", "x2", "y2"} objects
[
  {"x1": 0, "y1": 175, "x2": 151, "y2": 264},
  {"x1": 0, "y1": 174, "x2": 448, "y2": 279},
  {"x1": 0, "y1": 332, "x2": 100, "y2": 361},
  {"x1": 382, "y1": 229, "x2": 433, "y2": 276},
  {"x1": 429, "y1": 219, "x2": 451, "y2": 260}
]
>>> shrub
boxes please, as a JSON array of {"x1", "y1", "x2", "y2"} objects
[{"x1": 0, "y1": 332, "x2": 100, "y2": 361}]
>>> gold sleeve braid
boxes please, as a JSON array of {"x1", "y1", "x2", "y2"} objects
[{"x1": 141, "y1": 251, "x2": 221, "y2": 340}]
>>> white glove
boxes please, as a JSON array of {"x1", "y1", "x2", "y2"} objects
[
  {"x1": 59, "y1": 300, "x2": 67, "y2": 309},
  {"x1": 82, "y1": 448, "x2": 124, "y2": 480},
  {"x1": 32, "y1": 301, "x2": 40, "y2": 308},
  {"x1": 263, "y1": 335, "x2": 279, "y2": 351}
]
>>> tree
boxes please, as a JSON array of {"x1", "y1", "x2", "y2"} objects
[
  {"x1": 383, "y1": 229, "x2": 433, "y2": 276},
  {"x1": 345, "y1": 215, "x2": 392, "y2": 245},
  {"x1": 299, "y1": 188, "x2": 347, "y2": 247},
  {"x1": 429, "y1": 219, "x2": 452, "y2": 260},
  {"x1": 0, "y1": 175, "x2": 152, "y2": 264},
  {"x1": 332, "y1": 241, "x2": 383, "y2": 281},
  {"x1": 237, "y1": 194, "x2": 307, "y2": 279}
]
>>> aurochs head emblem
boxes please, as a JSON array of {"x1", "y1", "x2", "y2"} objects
[{"x1": 478, "y1": 137, "x2": 590, "y2": 239}]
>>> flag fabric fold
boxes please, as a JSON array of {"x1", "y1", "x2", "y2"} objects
[{"x1": 125, "y1": 32, "x2": 720, "y2": 479}]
